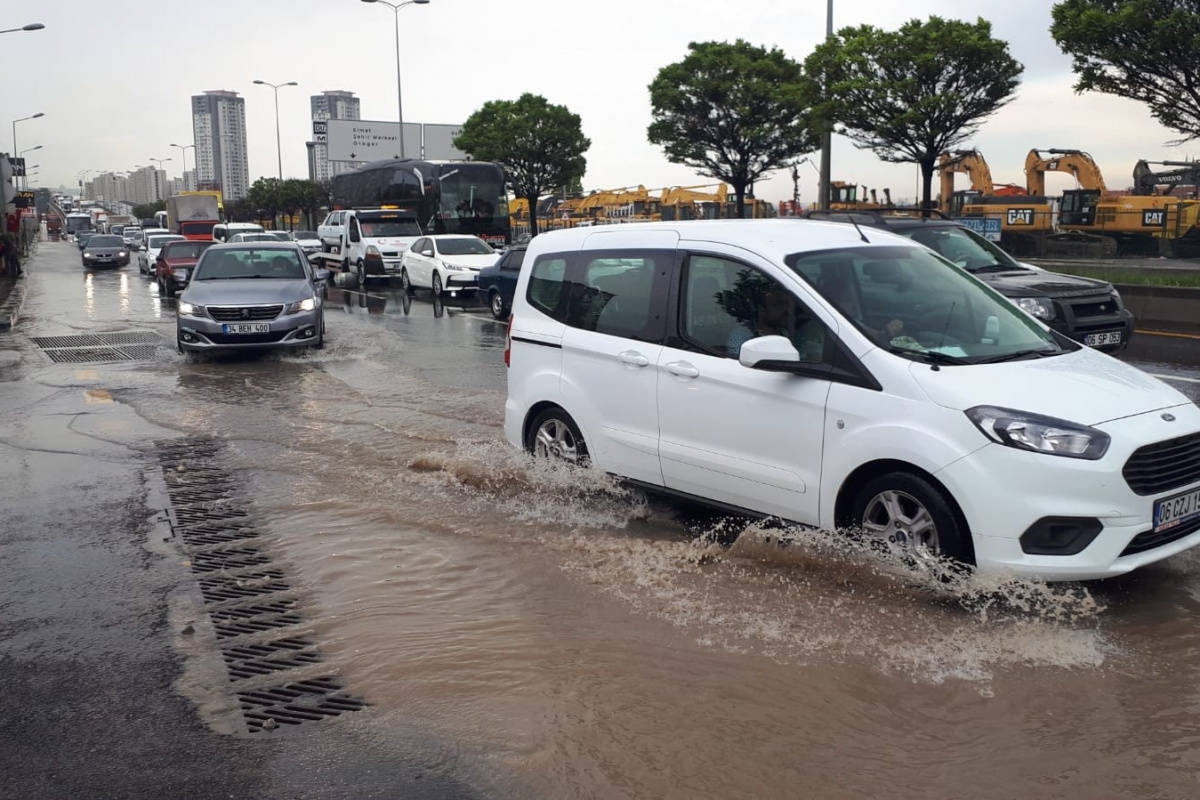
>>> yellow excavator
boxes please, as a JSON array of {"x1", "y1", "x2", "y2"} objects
[
  {"x1": 1093, "y1": 160, "x2": 1200, "y2": 255},
  {"x1": 954, "y1": 149, "x2": 1056, "y2": 254}
]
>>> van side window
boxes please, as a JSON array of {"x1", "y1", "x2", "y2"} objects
[
  {"x1": 527, "y1": 256, "x2": 569, "y2": 320},
  {"x1": 681, "y1": 255, "x2": 827, "y2": 362},
  {"x1": 565, "y1": 251, "x2": 670, "y2": 340}
]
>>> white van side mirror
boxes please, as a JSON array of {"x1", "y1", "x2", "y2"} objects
[{"x1": 739, "y1": 335, "x2": 802, "y2": 370}]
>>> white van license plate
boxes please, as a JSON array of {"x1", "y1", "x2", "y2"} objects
[
  {"x1": 1154, "y1": 487, "x2": 1200, "y2": 533},
  {"x1": 222, "y1": 323, "x2": 271, "y2": 334},
  {"x1": 1084, "y1": 331, "x2": 1122, "y2": 347}
]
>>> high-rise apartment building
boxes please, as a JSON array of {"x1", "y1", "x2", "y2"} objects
[
  {"x1": 310, "y1": 90, "x2": 361, "y2": 183},
  {"x1": 129, "y1": 166, "x2": 168, "y2": 205},
  {"x1": 192, "y1": 90, "x2": 249, "y2": 201}
]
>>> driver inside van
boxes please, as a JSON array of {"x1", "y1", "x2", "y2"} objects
[{"x1": 726, "y1": 285, "x2": 824, "y2": 361}]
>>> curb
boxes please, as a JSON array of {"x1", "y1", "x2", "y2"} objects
[{"x1": 0, "y1": 273, "x2": 29, "y2": 332}]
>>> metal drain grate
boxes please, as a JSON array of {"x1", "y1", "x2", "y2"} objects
[
  {"x1": 95, "y1": 332, "x2": 163, "y2": 345},
  {"x1": 198, "y1": 574, "x2": 291, "y2": 603},
  {"x1": 174, "y1": 506, "x2": 251, "y2": 526},
  {"x1": 213, "y1": 613, "x2": 306, "y2": 640},
  {"x1": 45, "y1": 348, "x2": 130, "y2": 363},
  {"x1": 179, "y1": 524, "x2": 260, "y2": 547},
  {"x1": 191, "y1": 548, "x2": 274, "y2": 573},
  {"x1": 34, "y1": 331, "x2": 168, "y2": 364},
  {"x1": 222, "y1": 637, "x2": 321, "y2": 681},
  {"x1": 31, "y1": 335, "x2": 103, "y2": 348},
  {"x1": 155, "y1": 437, "x2": 366, "y2": 732},
  {"x1": 237, "y1": 677, "x2": 367, "y2": 732}
]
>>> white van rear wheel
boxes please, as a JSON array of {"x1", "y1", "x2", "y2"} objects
[{"x1": 527, "y1": 408, "x2": 589, "y2": 466}]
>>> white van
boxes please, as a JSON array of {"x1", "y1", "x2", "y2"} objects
[
  {"x1": 212, "y1": 222, "x2": 265, "y2": 243},
  {"x1": 503, "y1": 220, "x2": 1200, "y2": 581}
]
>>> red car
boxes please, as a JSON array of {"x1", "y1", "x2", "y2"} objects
[{"x1": 155, "y1": 240, "x2": 214, "y2": 297}]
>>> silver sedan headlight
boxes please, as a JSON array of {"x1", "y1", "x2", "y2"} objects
[
  {"x1": 284, "y1": 297, "x2": 317, "y2": 314},
  {"x1": 177, "y1": 302, "x2": 207, "y2": 318}
]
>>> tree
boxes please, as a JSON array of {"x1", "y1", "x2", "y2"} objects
[
  {"x1": 454, "y1": 93, "x2": 590, "y2": 237},
  {"x1": 804, "y1": 17, "x2": 1023, "y2": 211},
  {"x1": 131, "y1": 201, "x2": 165, "y2": 220},
  {"x1": 648, "y1": 40, "x2": 818, "y2": 218},
  {"x1": 1051, "y1": 0, "x2": 1200, "y2": 143},
  {"x1": 247, "y1": 178, "x2": 283, "y2": 228}
]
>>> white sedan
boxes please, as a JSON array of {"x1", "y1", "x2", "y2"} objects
[
  {"x1": 138, "y1": 234, "x2": 187, "y2": 275},
  {"x1": 399, "y1": 235, "x2": 500, "y2": 297}
]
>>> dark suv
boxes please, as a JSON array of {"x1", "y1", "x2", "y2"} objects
[{"x1": 803, "y1": 209, "x2": 1133, "y2": 352}]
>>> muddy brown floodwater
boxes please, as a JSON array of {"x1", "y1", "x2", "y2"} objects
[{"x1": 16, "y1": 242, "x2": 1200, "y2": 799}]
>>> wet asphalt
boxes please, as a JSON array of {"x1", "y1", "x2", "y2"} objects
[
  {"x1": 1, "y1": 240, "x2": 1199, "y2": 799},
  {"x1": 0, "y1": 242, "x2": 501, "y2": 800}
]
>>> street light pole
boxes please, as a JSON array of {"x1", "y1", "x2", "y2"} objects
[
  {"x1": 817, "y1": 0, "x2": 833, "y2": 211},
  {"x1": 148, "y1": 157, "x2": 172, "y2": 202},
  {"x1": 11, "y1": 112, "x2": 43, "y2": 168},
  {"x1": 18, "y1": 144, "x2": 42, "y2": 190},
  {"x1": 0, "y1": 24, "x2": 43, "y2": 211},
  {"x1": 361, "y1": 0, "x2": 430, "y2": 160},
  {"x1": 170, "y1": 143, "x2": 195, "y2": 190},
  {"x1": 253, "y1": 80, "x2": 298, "y2": 181}
]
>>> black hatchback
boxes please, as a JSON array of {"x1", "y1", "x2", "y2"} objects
[
  {"x1": 477, "y1": 245, "x2": 527, "y2": 320},
  {"x1": 803, "y1": 209, "x2": 1134, "y2": 352}
]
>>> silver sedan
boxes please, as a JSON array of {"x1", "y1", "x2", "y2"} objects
[{"x1": 175, "y1": 243, "x2": 330, "y2": 353}]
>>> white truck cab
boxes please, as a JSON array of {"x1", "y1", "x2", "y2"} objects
[{"x1": 327, "y1": 208, "x2": 424, "y2": 285}]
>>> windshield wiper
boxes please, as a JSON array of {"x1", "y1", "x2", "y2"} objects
[
  {"x1": 970, "y1": 348, "x2": 1060, "y2": 364},
  {"x1": 887, "y1": 346, "x2": 970, "y2": 366},
  {"x1": 969, "y1": 263, "x2": 1020, "y2": 273}
]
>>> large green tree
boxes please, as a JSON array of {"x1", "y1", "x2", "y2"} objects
[
  {"x1": 247, "y1": 178, "x2": 284, "y2": 228},
  {"x1": 1051, "y1": 0, "x2": 1200, "y2": 143},
  {"x1": 454, "y1": 93, "x2": 590, "y2": 237},
  {"x1": 804, "y1": 17, "x2": 1023, "y2": 211},
  {"x1": 648, "y1": 40, "x2": 817, "y2": 218}
]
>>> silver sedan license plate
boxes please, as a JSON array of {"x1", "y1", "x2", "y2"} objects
[
  {"x1": 1084, "y1": 331, "x2": 1121, "y2": 347},
  {"x1": 1154, "y1": 487, "x2": 1200, "y2": 533},
  {"x1": 222, "y1": 323, "x2": 271, "y2": 334}
]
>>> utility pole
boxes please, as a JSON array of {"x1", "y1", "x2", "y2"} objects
[{"x1": 817, "y1": 0, "x2": 833, "y2": 211}]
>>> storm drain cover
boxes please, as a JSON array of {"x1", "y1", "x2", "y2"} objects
[
  {"x1": 155, "y1": 437, "x2": 367, "y2": 733},
  {"x1": 237, "y1": 677, "x2": 367, "y2": 731},
  {"x1": 33, "y1": 331, "x2": 168, "y2": 364}
]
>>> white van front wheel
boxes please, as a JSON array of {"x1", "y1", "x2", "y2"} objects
[
  {"x1": 850, "y1": 472, "x2": 973, "y2": 568},
  {"x1": 527, "y1": 408, "x2": 589, "y2": 466}
]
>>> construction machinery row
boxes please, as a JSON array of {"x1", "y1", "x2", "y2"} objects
[
  {"x1": 937, "y1": 149, "x2": 1200, "y2": 257},
  {"x1": 509, "y1": 184, "x2": 776, "y2": 236}
]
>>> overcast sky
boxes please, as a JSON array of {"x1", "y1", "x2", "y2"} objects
[{"x1": 5, "y1": 0, "x2": 1195, "y2": 205}]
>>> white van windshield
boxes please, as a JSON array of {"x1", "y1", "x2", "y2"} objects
[{"x1": 786, "y1": 245, "x2": 1071, "y2": 366}]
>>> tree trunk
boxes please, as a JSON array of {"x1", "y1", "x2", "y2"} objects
[
  {"x1": 920, "y1": 159, "x2": 937, "y2": 217},
  {"x1": 732, "y1": 182, "x2": 747, "y2": 219},
  {"x1": 526, "y1": 192, "x2": 538, "y2": 239}
]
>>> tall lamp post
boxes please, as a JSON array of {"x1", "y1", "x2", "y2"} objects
[
  {"x1": 18, "y1": 144, "x2": 42, "y2": 190},
  {"x1": 253, "y1": 80, "x2": 298, "y2": 180},
  {"x1": 148, "y1": 156, "x2": 172, "y2": 202},
  {"x1": 360, "y1": 0, "x2": 429, "y2": 159},
  {"x1": 817, "y1": 0, "x2": 833, "y2": 211},
  {"x1": 1, "y1": 23, "x2": 43, "y2": 208},
  {"x1": 170, "y1": 143, "x2": 195, "y2": 190},
  {"x1": 11, "y1": 112, "x2": 43, "y2": 165}
]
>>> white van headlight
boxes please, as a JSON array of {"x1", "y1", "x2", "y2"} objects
[
  {"x1": 1016, "y1": 296, "x2": 1055, "y2": 320},
  {"x1": 966, "y1": 406, "x2": 1110, "y2": 460}
]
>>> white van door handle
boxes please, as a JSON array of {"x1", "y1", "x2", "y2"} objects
[
  {"x1": 618, "y1": 350, "x2": 650, "y2": 368},
  {"x1": 665, "y1": 361, "x2": 700, "y2": 379}
]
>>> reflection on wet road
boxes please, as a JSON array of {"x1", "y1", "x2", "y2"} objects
[{"x1": 10, "y1": 241, "x2": 1200, "y2": 799}]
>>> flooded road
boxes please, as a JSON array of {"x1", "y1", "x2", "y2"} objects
[{"x1": 7, "y1": 241, "x2": 1200, "y2": 799}]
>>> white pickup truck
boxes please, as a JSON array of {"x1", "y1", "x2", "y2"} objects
[{"x1": 317, "y1": 209, "x2": 424, "y2": 285}]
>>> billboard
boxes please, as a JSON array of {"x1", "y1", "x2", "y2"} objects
[{"x1": 327, "y1": 119, "x2": 421, "y2": 163}]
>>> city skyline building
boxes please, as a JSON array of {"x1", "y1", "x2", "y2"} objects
[
  {"x1": 310, "y1": 90, "x2": 360, "y2": 184},
  {"x1": 192, "y1": 90, "x2": 249, "y2": 201}
]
